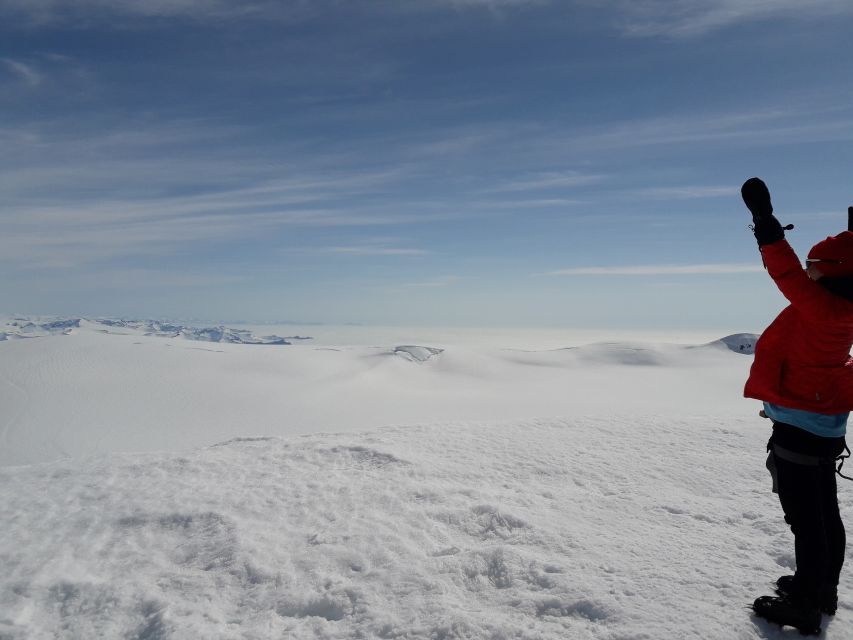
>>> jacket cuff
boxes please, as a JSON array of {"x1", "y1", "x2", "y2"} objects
[{"x1": 753, "y1": 216, "x2": 785, "y2": 246}]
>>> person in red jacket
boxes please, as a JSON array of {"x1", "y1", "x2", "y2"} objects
[{"x1": 742, "y1": 177, "x2": 853, "y2": 635}]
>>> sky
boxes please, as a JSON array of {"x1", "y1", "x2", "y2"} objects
[{"x1": 2, "y1": 0, "x2": 853, "y2": 330}]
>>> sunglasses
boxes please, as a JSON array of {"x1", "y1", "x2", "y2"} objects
[{"x1": 804, "y1": 258, "x2": 843, "y2": 269}]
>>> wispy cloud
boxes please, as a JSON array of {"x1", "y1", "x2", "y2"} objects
[
  {"x1": 402, "y1": 276, "x2": 464, "y2": 288},
  {"x1": 0, "y1": 0, "x2": 299, "y2": 24},
  {"x1": 1, "y1": 58, "x2": 41, "y2": 86},
  {"x1": 4, "y1": 0, "x2": 849, "y2": 34},
  {"x1": 559, "y1": 104, "x2": 853, "y2": 154},
  {"x1": 63, "y1": 268, "x2": 248, "y2": 289},
  {"x1": 407, "y1": 131, "x2": 505, "y2": 158},
  {"x1": 442, "y1": 0, "x2": 546, "y2": 5},
  {"x1": 2, "y1": 202, "x2": 437, "y2": 270},
  {"x1": 0, "y1": 115, "x2": 496, "y2": 272},
  {"x1": 479, "y1": 198, "x2": 584, "y2": 208},
  {"x1": 488, "y1": 171, "x2": 606, "y2": 193},
  {"x1": 1, "y1": 150, "x2": 437, "y2": 269},
  {"x1": 0, "y1": 0, "x2": 546, "y2": 26},
  {"x1": 311, "y1": 246, "x2": 430, "y2": 257},
  {"x1": 635, "y1": 185, "x2": 739, "y2": 199},
  {"x1": 540, "y1": 263, "x2": 763, "y2": 276},
  {"x1": 611, "y1": 0, "x2": 853, "y2": 38}
]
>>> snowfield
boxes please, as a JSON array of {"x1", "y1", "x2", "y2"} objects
[
  {"x1": 0, "y1": 320, "x2": 755, "y2": 467},
  {"x1": 1, "y1": 321, "x2": 850, "y2": 638}
]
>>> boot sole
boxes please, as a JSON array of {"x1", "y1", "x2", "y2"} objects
[
  {"x1": 753, "y1": 613, "x2": 821, "y2": 636},
  {"x1": 752, "y1": 597, "x2": 822, "y2": 635}
]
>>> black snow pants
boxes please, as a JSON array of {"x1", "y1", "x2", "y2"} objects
[{"x1": 768, "y1": 421, "x2": 847, "y2": 603}]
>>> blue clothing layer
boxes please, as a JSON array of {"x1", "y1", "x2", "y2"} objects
[{"x1": 764, "y1": 402, "x2": 849, "y2": 438}]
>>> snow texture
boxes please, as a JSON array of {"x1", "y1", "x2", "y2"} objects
[
  {"x1": 2, "y1": 320, "x2": 848, "y2": 639},
  {"x1": 2, "y1": 418, "x2": 849, "y2": 639}
]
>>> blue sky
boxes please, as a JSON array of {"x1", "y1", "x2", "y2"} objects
[{"x1": 3, "y1": 0, "x2": 853, "y2": 329}]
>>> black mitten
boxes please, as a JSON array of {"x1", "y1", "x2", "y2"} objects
[
  {"x1": 741, "y1": 177, "x2": 791, "y2": 246},
  {"x1": 752, "y1": 216, "x2": 785, "y2": 246},
  {"x1": 741, "y1": 177, "x2": 773, "y2": 221}
]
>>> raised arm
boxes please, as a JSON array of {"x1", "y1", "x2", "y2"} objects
[
  {"x1": 759, "y1": 240, "x2": 846, "y2": 318},
  {"x1": 741, "y1": 177, "x2": 843, "y2": 318}
]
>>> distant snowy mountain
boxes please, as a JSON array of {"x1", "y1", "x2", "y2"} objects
[
  {"x1": 1, "y1": 318, "x2": 82, "y2": 339},
  {"x1": 0, "y1": 317, "x2": 311, "y2": 345},
  {"x1": 706, "y1": 333, "x2": 760, "y2": 355}
]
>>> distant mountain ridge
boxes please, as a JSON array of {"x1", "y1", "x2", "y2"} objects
[
  {"x1": 0, "y1": 317, "x2": 311, "y2": 345},
  {"x1": 0, "y1": 318, "x2": 760, "y2": 358}
]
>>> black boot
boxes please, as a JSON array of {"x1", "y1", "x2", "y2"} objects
[
  {"x1": 776, "y1": 575, "x2": 838, "y2": 616},
  {"x1": 752, "y1": 594, "x2": 821, "y2": 635}
]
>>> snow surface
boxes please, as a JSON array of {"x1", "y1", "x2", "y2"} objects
[
  {"x1": 0, "y1": 323, "x2": 754, "y2": 467},
  {"x1": 1, "y1": 320, "x2": 850, "y2": 638}
]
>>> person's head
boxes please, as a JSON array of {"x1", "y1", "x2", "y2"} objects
[
  {"x1": 806, "y1": 231, "x2": 853, "y2": 299},
  {"x1": 806, "y1": 231, "x2": 853, "y2": 279}
]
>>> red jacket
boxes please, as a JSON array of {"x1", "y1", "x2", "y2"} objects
[{"x1": 744, "y1": 239, "x2": 853, "y2": 413}]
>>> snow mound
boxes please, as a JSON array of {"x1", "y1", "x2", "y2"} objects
[
  {"x1": 505, "y1": 341, "x2": 701, "y2": 367},
  {"x1": 393, "y1": 345, "x2": 444, "y2": 362},
  {"x1": 542, "y1": 335, "x2": 760, "y2": 366},
  {"x1": 565, "y1": 342, "x2": 670, "y2": 366}
]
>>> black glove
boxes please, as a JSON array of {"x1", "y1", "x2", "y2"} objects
[
  {"x1": 752, "y1": 216, "x2": 785, "y2": 246},
  {"x1": 741, "y1": 177, "x2": 789, "y2": 246}
]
